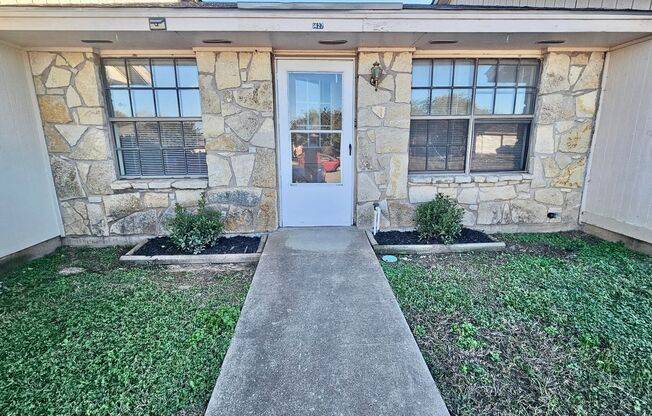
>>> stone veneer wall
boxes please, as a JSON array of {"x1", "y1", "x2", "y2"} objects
[
  {"x1": 356, "y1": 51, "x2": 413, "y2": 228},
  {"x1": 195, "y1": 51, "x2": 277, "y2": 232},
  {"x1": 30, "y1": 50, "x2": 277, "y2": 242},
  {"x1": 356, "y1": 51, "x2": 604, "y2": 232}
]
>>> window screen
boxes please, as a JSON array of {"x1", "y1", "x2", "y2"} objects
[
  {"x1": 410, "y1": 58, "x2": 540, "y2": 174},
  {"x1": 102, "y1": 58, "x2": 206, "y2": 177}
]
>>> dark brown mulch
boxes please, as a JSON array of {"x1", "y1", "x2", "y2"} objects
[
  {"x1": 134, "y1": 236, "x2": 261, "y2": 256},
  {"x1": 373, "y1": 229, "x2": 495, "y2": 245}
]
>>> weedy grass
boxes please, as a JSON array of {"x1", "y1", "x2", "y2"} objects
[
  {"x1": 383, "y1": 232, "x2": 652, "y2": 416},
  {"x1": 0, "y1": 247, "x2": 252, "y2": 416}
]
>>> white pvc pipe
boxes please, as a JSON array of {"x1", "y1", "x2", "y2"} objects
[{"x1": 373, "y1": 203, "x2": 381, "y2": 235}]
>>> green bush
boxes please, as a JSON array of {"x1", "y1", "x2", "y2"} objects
[
  {"x1": 415, "y1": 193, "x2": 464, "y2": 244},
  {"x1": 166, "y1": 192, "x2": 224, "y2": 254}
]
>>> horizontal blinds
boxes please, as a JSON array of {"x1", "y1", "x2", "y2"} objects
[
  {"x1": 471, "y1": 121, "x2": 529, "y2": 172},
  {"x1": 114, "y1": 121, "x2": 206, "y2": 177},
  {"x1": 409, "y1": 119, "x2": 468, "y2": 172}
]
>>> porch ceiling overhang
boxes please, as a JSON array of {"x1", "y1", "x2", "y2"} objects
[{"x1": 0, "y1": 7, "x2": 650, "y2": 51}]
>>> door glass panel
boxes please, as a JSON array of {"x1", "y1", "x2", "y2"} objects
[
  {"x1": 291, "y1": 132, "x2": 341, "y2": 184},
  {"x1": 289, "y1": 73, "x2": 342, "y2": 130},
  {"x1": 288, "y1": 72, "x2": 343, "y2": 184}
]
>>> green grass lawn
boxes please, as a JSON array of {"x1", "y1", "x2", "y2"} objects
[
  {"x1": 383, "y1": 233, "x2": 652, "y2": 416},
  {"x1": 0, "y1": 247, "x2": 253, "y2": 416}
]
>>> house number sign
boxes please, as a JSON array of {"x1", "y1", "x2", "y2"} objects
[{"x1": 312, "y1": 22, "x2": 324, "y2": 30}]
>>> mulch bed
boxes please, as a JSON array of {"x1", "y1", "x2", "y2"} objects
[
  {"x1": 134, "y1": 236, "x2": 261, "y2": 256},
  {"x1": 373, "y1": 228, "x2": 495, "y2": 245}
]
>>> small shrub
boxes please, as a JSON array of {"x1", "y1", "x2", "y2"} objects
[
  {"x1": 414, "y1": 193, "x2": 464, "y2": 243},
  {"x1": 166, "y1": 192, "x2": 224, "y2": 254}
]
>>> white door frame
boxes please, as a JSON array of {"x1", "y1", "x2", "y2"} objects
[{"x1": 275, "y1": 58, "x2": 355, "y2": 227}]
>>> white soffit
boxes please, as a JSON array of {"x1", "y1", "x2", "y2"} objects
[{"x1": 0, "y1": 8, "x2": 650, "y2": 49}]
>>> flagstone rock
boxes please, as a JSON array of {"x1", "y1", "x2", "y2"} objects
[
  {"x1": 479, "y1": 186, "x2": 517, "y2": 201},
  {"x1": 77, "y1": 107, "x2": 104, "y2": 125},
  {"x1": 386, "y1": 154, "x2": 408, "y2": 199},
  {"x1": 38, "y1": 95, "x2": 71, "y2": 123},
  {"x1": 208, "y1": 188, "x2": 261, "y2": 207},
  {"x1": 250, "y1": 118, "x2": 275, "y2": 148},
  {"x1": 215, "y1": 52, "x2": 241, "y2": 89},
  {"x1": 552, "y1": 158, "x2": 586, "y2": 188},
  {"x1": 510, "y1": 200, "x2": 548, "y2": 223},
  {"x1": 251, "y1": 149, "x2": 276, "y2": 188},
  {"x1": 540, "y1": 53, "x2": 570, "y2": 93},
  {"x1": 231, "y1": 154, "x2": 256, "y2": 187},
  {"x1": 207, "y1": 154, "x2": 232, "y2": 187},
  {"x1": 45, "y1": 67, "x2": 71, "y2": 88},
  {"x1": 62, "y1": 52, "x2": 85, "y2": 68},
  {"x1": 175, "y1": 190, "x2": 203, "y2": 207},
  {"x1": 50, "y1": 156, "x2": 85, "y2": 200},
  {"x1": 573, "y1": 52, "x2": 604, "y2": 91},
  {"x1": 248, "y1": 52, "x2": 272, "y2": 81},
  {"x1": 86, "y1": 203, "x2": 109, "y2": 236},
  {"x1": 143, "y1": 193, "x2": 169, "y2": 208},
  {"x1": 226, "y1": 110, "x2": 261, "y2": 141},
  {"x1": 203, "y1": 114, "x2": 225, "y2": 138},
  {"x1": 408, "y1": 186, "x2": 438, "y2": 204},
  {"x1": 388, "y1": 200, "x2": 415, "y2": 228},
  {"x1": 225, "y1": 206, "x2": 254, "y2": 232},
  {"x1": 206, "y1": 133, "x2": 249, "y2": 152},
  {"x1": 234, "y1": 82, "x2": 273, "y2": 112},
  {"x1": 103, "y1": 193, "x2": 141, "y2": 220},
  {"x1": 60, "y1": 200, "x2": 90, "y2": 235},
  {"x1": 535, "y1": 188, "x2": 564, "y2": 206},
  {"x1": 110, "y1": 210, "x2": 158, "y2": 235},
  {"x1": 575, "y1": 91, "x2": 597, "y2": 118},
  {"x1": 558, "y1": 121, "x2": 593, "y2": 153},
  {"x1": 43, "y1": 125, "x2": 70, "y2": 153},
  {"x1": 55, "y1": 124, "x2": 87, "y2": 146},
  {"x1": 255, "y1": 190, "x2": 277, "y2": 230},
  {"x1": 358, "y1": 173, "x2": 381, "y2": 202},
  {"x1": 69, "y1": 128, "x2": 109, "y2": 160},
  {"x1": 74, "y1": 62, "x2": 101, "y2": 106},
  {"x1": 82, "y1": 161, "x2": 114, "y2": 194},
  {"x1": 30, "y1": 52, "x2": 56, "y2": 75},
  {"x1": 65, "y1": 87, "x2": 82, "y2": 108}
]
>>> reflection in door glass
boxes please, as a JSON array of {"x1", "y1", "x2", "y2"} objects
[
  {"x1": 289, "y1": 73, "x2": 342, "y2": 130},
  {"x1": 288, "y1": 72, "x2": 343, "y2": 184},
  {"x1": 291, "y1": 132, "x2": 341, "y2": 183}
]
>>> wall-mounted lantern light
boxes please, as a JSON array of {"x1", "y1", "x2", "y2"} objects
[{"x1": 370, "y1": 62, "x2": 382, "y2": 91}]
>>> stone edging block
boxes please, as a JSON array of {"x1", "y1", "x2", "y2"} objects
[
  {"x1": 119, "y1": 234, "x2": 267, "y2": 264},
  {"x1": 365, "y1": 230, "x2": 505, "y2": 255}
]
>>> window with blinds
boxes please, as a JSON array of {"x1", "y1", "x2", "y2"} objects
[
  {"x1": 102, "y1": 58, "x2": 207, "y2": 178},
  {"x1": 410, "y1": 58, "x2": 540, "y2": 173}
]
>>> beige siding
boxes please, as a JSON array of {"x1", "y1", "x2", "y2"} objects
[
  {"x1": 581, "y1": 39, "x2": 652, "y2": 243},
  {"x1": 447, "y1": 0, "x2": 652, "y2": 9},
  {"x1": 0, "y1": 43, "x2": 62, "y2": 258}
]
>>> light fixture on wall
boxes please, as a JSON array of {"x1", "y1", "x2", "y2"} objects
[{"x1": 370, "y1": 62, "x2": 382, "y2": 91}]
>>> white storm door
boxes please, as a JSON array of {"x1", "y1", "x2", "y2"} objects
[{"x1": 276, "y1": 59, "x2": 354, "y2": 227}]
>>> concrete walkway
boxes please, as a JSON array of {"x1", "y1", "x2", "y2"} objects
[{"x1": 205, "y1": 227, "x2": 449, "y2": 416}]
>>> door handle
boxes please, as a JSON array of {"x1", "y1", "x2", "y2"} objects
[{"x1": 348, "y1": 144, "x2": 352, "y2": 156}]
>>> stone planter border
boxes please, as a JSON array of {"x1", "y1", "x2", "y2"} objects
[
  {"x1": 365, "y1": 230, "x2": 505, "y2": 255},
  {"x1": 120, "y1": 234, "x2": 267, "y2": 265}
]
